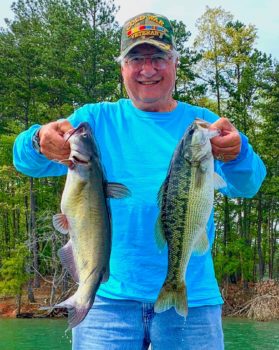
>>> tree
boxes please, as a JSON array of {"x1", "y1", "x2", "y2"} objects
[
  {"x1": 171, "y1": 20, "x2": 204, "y2": 104},
  {"x1": 194, "y1": 7, "x2": 276, "y2": 287},
  {"x1": 194, "y1": 6, "x2": 233, "y2": 114},
  {"x1": 0, "y1": 244, "x2": 29, "y2": 314},
  {"x1": 256, "y1": 62, "x2": 279, "y2": 279},
  {"x1": 0, "y1": 0, "x2": 121, "y2": 306}
]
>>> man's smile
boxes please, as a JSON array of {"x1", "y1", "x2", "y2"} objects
[{"x1": 137, "y1": 80, "x2": 161, "y2": 85}]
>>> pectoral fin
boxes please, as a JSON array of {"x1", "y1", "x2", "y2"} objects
[
  {"x1": 155, "y1": 216, "x2": 166, "y2": 251},
  {"x1": 105, "y1": 182, "x2": 131, "y2": 198},
  {"x1": 58, "y1": 240, "x2": 79, "y2": 283},
  {"x1": 157, "y1": 179, "x2": 167, "y2": 207},
  {"x1": 53, "y1": 213, "x2": 69, "y2": 235},
  {"x1": 214, "y1": 172, "x2": 227, "y2": 189}
]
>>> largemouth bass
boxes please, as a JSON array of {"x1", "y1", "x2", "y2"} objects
[
  {"x1": 154, "y1": 119, "x2": 226, "y2": 317},
  {"x1": 52, "y1": 122, "x2": 130, "y2": 329}
]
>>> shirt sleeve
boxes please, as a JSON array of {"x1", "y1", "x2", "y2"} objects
[
  {"x1": 215, "y1": 133, "x2": 266, "y2": 198},
  {"x1": 201, "y1": 107, "x2": 266, "y2": 198},
  {"x1": 13, "y1": 104, "x2": 98, "y2": 178}
]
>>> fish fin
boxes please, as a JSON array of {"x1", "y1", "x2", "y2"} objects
[
  {"x1": 193, "y1": 231, "x2": 209, "y2": 256},
  {"x1": 105, "y1": 182, "x2": 131, "y2": 198},
  {"x1": 48, "y1": 271, "x2": 103, "y2": 329},
  {"x1": 214, "y1": 172, "x2": 227, "y2": 189},
  {"x1": 54, "y1": 271, "x2": 103, "y2": 329},
  {"x1": 53, "y1": 213, "x2": 69, "y2": 235},
  {"x1": 58, "y1": 240, "x2": 79, "y2": 283},
  {"x1": 155, "y1": 216, "x2": 166, "y2": 250},
  {"x1": 54, "y1": 294, "x2": 94, "y2": 330},
  {"x1": 157, "y1": 183, "x2": 164, "y2": 207},
  {"x1": 154, "y1": 282, "x2": 188, "y2": 318},
  {"x1": 157, "y1": 178, "x2": 168, "y2": 207}
]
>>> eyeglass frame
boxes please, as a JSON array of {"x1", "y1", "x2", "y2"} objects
[{"x1": 123, "y1": 52, "x2": 175, "y2": 71}]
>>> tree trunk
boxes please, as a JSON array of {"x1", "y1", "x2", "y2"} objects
[
  {"x1": 16, "y1": 293, "x2": 22, "y2": 315},
  {"x1": 223, "y1": 196, "x2": 230, "y2": 252},
  {"x1": 27, "y1": 278, "x2": 35, "y2": 303},
  {"x1": 257, "y1": 192, "x2": 264, "y2": 280},
  {"x1": 50, "y1": 233, "x2": 57, "y2": 305},
  {"x1": 242, "y1": 198, "x2": 249, "y2": 290},
  {"x1": 30, "y1": 177, "x2": 40, "y2": 288}
]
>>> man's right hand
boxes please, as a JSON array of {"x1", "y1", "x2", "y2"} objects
[{"x1": 39, "y1": 120, "x2": 72, "y2": 161}]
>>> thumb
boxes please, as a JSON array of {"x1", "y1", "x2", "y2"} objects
[
  {"x1": 209, "y1": 117, "x2": 237, "y2": 135},
  {"x1": 56, "y1": 120, "x2": 73, "y2": 135}
]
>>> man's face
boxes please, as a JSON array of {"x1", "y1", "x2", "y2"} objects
[{"x1": 121, "y1": 44, "x2": 177, "y2": 112}]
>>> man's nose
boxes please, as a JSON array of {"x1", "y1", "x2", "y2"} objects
[{"x1": 140, "y1": 58, "x2": 157, "y2": 76}]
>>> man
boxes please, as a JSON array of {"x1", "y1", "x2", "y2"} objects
[{"x1": 13, "y1": 13, "x2": 266, "y2": 350}]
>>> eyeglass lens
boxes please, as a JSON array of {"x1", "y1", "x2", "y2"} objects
[{"x1": 127, "y1": 54, "x2": 170, "y2": 70}]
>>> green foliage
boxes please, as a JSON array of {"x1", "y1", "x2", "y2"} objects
[
  {"x1": 0, "y1": 244, "x2": 29, "y2": 297},
  {"x1": 171, "y1": 19, "x2": 205, "y2": 103},
  {"x1": 0, "y1": 1, "x2": 277, "y2": 295}
]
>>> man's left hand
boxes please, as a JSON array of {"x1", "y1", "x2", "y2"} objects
[{"x1": 209, "y1": 118, "x2": 241, "y2": 162}]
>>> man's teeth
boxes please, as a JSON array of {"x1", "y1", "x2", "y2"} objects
[{"x1": 140, "y1": 81, "x2": 158, "y2": 85}]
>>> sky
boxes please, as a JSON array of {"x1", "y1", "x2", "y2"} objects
[{"x1": 0, "y1": 0, "x2": 278, "y2": 59}]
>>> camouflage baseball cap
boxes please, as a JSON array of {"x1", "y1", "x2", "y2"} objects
[{"x1": 120, "y1": 13, "x2": 176, "y2": 57}]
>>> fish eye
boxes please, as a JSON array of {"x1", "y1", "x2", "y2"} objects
[{"x1": 81, "y1": 133, "x2": 88, "y2": 138}]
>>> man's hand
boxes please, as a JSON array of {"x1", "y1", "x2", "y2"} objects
[
  {"x1": 209, "y1": 118, "x2": 241, "y2": 162},
  {"x1": 39, "y1": 120, "x2": 72, "y2": 161}
]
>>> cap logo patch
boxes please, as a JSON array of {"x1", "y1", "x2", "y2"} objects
[
  {"x1": 127, "y1": 25, "x2": 166, "y2": 39},
  {"x1": 126, "y1": 15, "x2": 165, "y2": 31}
]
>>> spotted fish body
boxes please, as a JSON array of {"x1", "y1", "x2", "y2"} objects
[
  {"x1": 52, "y1": 122, "x2": 130, "y2": 329},
  {"x1": 154, "y1": 119, "x2": 226, "y2": 317}
]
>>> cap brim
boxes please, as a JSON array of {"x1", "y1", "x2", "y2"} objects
[{"x1": 121, "y1": 38, "x2": 172, "y2": 57}]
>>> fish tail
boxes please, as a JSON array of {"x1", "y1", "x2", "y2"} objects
[
  {"x1": 154, "y1": 282, "x2": 188, "y2": 318},
  {"x1": 54, "y1": 293, "x2": 94, "y2": 330}
]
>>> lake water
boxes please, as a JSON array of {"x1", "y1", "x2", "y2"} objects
[{"x1": 0, "y1": 317, "x2": 278, "y2": 349}]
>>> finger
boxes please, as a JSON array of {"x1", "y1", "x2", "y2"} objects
[
  {"x1": 41, "y1": 129, "x2": 66, "y2": 150},
  {"x1": 56, "y1": 120, "x2": 73, "y2": 135},
  {"x1": 42, "y1": 149, "x2": 69, "y2": 162},
  {"x1": 212, "y1": 149, "x2": 240, "y2": 162},
  {"x1": 212, "y1": 144, "x2": 240, "y2": 156},
  {"x1": 214, "y1": 153, "x2": 237, "y2": 162},
  {"x1": 211, "y1": 131, "x2": 240, "y2": 148},
  {"x1": 41, "y1": 139, "x2": 70, "y2": 161},
  {"x1": 209, "y1": 117, "x2": 237, "y2": 134}
]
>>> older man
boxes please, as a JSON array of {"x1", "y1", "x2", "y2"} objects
[{"x1": 13, "y1": 13, "x2": 266, "y2": 350}]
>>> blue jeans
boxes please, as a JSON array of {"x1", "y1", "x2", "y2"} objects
[{"x1": 72, "y1": 295, "x2": 224, "y2": 350}]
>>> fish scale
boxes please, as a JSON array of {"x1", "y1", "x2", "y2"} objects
[
  {"x1": 154, "y1": 119, "x2": 226, "y2": 317},
  {"x1": 164, "y1": 162, "x2": 191, "y2": 281}
]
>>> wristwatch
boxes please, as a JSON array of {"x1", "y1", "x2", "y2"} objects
[{"x1": 32, "y1": 128, "x2": 42, "y2": 154}]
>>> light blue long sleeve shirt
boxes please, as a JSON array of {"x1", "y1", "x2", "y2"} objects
[{"x1": 13, "y1": 99, "x2": 266, "y2": 306}]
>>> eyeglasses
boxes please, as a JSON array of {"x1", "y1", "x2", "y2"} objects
[{"x1": 124, "y1": 53, "x2": 173, "y2": 71}]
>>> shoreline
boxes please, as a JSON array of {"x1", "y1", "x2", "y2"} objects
[{"x1": 1, "y1": 279, "x2": 278, "y2": 321}]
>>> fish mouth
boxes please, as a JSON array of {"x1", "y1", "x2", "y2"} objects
[
  {"x1": 72, "y1": 155, "x2": 89, "y2": 165},
  {"x1": 64, "y1": 122, "x2": 91, "y2": 143},
  {"x1": 71, "y1": 150, "x2": 91, "y2": 165},
  {"x1": 195, "y1": 119, "x2": 211, "y2": 129}
]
